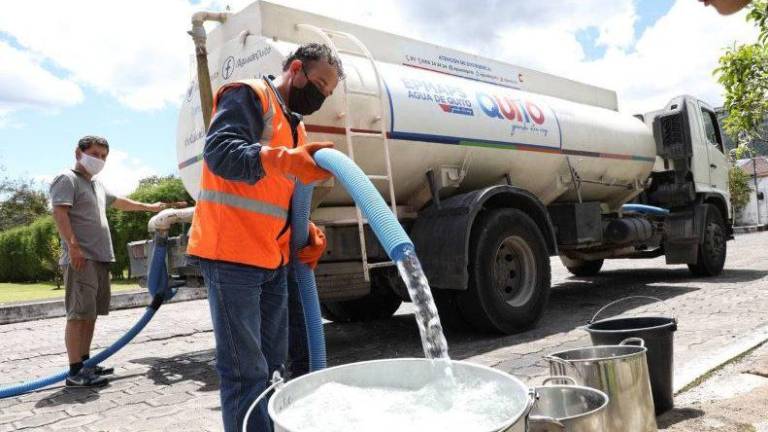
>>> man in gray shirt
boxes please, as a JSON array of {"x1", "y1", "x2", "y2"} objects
[{"x1": 50, "y1": 135, "x2": 182, "y2": 387}]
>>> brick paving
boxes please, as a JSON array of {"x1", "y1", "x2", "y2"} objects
[{"x1": 2, "y1": 232, "x2": 768, "y2": 431}]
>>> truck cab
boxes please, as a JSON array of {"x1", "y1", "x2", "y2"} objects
[
  {"x1": 643, "y1": 96, "x2": 730, "y2": 209},
  {"x1": 557, "y1": 95, "x2": 733, "y2": 278}
]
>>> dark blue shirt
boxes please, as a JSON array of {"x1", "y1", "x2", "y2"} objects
[
  {"x1": 204, "y1": 79, "x2": 302, "y2": 184},
  {"x1": 204, "y1": 85, "x2": 266, "y2": 184}
]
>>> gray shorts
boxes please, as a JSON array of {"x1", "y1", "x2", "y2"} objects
[{"x1": 64, "y1": 260, "x2": 112, "y2": 321}]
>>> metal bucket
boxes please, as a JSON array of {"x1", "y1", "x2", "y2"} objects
[
  {"x1": 546, "y1": 339, "x2": 657, "y2": 432},
  {"x1": 529, "y1": 376, "x2": 609, "y2": 432},
  {"x1": 583, "y1": 296, "x2": 677, "y2": 414},
  {"x1": 268, "y1": 358, "x2": 535, "y2": 432}
]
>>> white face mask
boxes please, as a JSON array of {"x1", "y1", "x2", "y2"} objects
[{"x1": 79, "y1": 152, "x2": 105, "y2": 176}]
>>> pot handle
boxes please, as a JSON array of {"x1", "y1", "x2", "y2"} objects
[
  {"x1": 523, "y1": 388, "x2": 538, "y2": 431},
  {"x1": 544, "y1": 355, "x2": 583, "y2": 380},
  {"x1": 589, "y1": 295, "x2": 676, "y2": 324},
  {"x1": 242, "y1": 371, "x2": 284, "y2": 432},
  {"x1": 528, "y1": 415, "x2": 566, "y2": 432},
  {"x1": 619, "y1": 337, "x2": 646, "y2": 347},
  {"x1": 542, "y1": 376, "x2": 576, "y2": 386},
  {"x1": 525, "y1": 389, "x2": 566, "y2": 432}
]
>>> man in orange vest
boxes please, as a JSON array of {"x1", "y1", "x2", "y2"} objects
[{"x1": 187, "y1": 43, "x2": 343, "y2": 432}]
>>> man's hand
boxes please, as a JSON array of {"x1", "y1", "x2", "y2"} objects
[
  {"x1": 260, "y1": 142, "x2": 335, "y2": 184},
  {"x1": 297, "y1": 222, "x2": 326, "y2": 269},
  {"x1": 69, "y1": 243, "x2": 87, "y2": 271},
  {"x1": 145, "y1": 201, "x2": 189, "y2": 212}
]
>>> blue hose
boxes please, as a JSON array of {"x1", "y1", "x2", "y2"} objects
[
  {"x1": 314, "y1": 149, "x2": 413, "y2": 261},
  {"x1": 290, "y1": 182, "x2": 326, "y2": 372},
  {"x1": 0, "y1": 234, "x2": 172, "y2": 398},
  {"x1": 622, "y1": 203, "x2": 670, "y2": 215},
  {"x1": 289, "y1": 149, "x2": 415, "y2": 373}
]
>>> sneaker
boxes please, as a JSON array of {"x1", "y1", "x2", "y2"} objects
[
  {"x1": 66, "y1": 368, "x2": 109, "y2": 388},
  {"x1": 93, "y1": 365, "x2": 114, "y2": 376}
]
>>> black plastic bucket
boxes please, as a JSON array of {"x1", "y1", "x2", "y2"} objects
[{"x1": 583, "y1": 296, "x2": 677, "y2": 414}]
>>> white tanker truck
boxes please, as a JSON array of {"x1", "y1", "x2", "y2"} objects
[{"x1": 129, "y1": 1, "x2": 733, "y2": 334}]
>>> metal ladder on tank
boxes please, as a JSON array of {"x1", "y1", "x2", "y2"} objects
[{"x1": 296, "y1": 24, "x2": 398, "y2": 281}]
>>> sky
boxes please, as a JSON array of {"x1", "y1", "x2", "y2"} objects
[{"x1": 0, "y1": 0, "x2": 759, "y2": 196}]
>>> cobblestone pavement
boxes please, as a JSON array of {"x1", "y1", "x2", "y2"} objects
[{"x1": 2, "y1": 232, "x2": 768, "y2": 431}]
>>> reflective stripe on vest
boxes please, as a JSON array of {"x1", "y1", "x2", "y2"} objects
[{"x1": 197, "y1": 189, "x2": 288, "y2": 220}]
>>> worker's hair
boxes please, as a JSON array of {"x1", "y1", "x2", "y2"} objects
[
  {"x1": 283, "y1": 43, "x2": 345, "y2": 80},
  {"x1": 78, "y1": 135, "x2": 110, "y2": 153}
]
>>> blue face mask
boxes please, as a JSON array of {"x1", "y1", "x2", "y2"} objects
[{"x1": 289, "y1": 66, "x2": 326, "y2": 115}]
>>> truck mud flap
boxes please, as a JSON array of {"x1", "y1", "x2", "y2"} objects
[{"x1": 664, "y1": 205, "x2": 707, "y2": 264}]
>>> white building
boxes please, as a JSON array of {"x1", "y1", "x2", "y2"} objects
[{"x1": 735, "y1": 157, "x2": 768, "y2": 226}]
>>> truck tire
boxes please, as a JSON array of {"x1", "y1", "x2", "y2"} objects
[
  {"x1": 320, "y1": 272, "x2": 402, "y2": 322},
  {"x1": 688, "y1": 204, "x2": 727, "y2": 277},
  {"x1": 562, "y1": 257, "x2": 604, "y2": 277},
  {"x1": 458, "y1": 208, "x2": 551, "y2": 334}
]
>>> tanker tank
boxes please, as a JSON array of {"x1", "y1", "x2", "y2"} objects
[{"x1": 177, "y1": 2, "x2": 657, "y2": 216}]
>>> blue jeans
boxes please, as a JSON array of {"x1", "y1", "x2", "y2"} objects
[{"x1": 200, "y1": 259, "x2": 288, "y2": 432}]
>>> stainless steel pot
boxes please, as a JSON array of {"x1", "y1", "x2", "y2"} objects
[
  {"x1": 268, "y1": 358, "x2": 536, "y2": 432},
  {"x1": 528, "y1": 376, "x2": 609, "y2": 432},
  {"x1": 545, "y1": 338, "x2": 657, "y2": 432}
]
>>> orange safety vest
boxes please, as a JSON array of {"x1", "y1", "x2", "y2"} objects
[{"x1": 187, "y1": 78, "x2": 307, "y2": 268}]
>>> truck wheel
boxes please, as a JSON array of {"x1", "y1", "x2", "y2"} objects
[
  {"x1": 688, "y1": 204, "x2": 727, "y2": 277},
  {"x1": 458, "y1": 208, "x2": 551, "y2": 334},
  {"x1": 320, "y1": 272, "x2": 402, "y2": 322},
  {"x1": 562, "y1": 257, "x2": 604, "y2": 277}
]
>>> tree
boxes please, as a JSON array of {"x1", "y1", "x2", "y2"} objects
[
  {"x1": 108, "y1": 175, "x2": 193, "y2": 278},
  {"x1": 729, "y1": 165, "x2": 753, "y2": 217},
  {"x1": 715, "y1": 1, "x2": 768, "y2": 146},
  {"x1": 0, "y1": 177, "x2": 50, "y2": 231}
]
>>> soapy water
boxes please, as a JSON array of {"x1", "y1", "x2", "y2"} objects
[{"x1": 276, "y1": 374, "x2": 523, "y2": 432}]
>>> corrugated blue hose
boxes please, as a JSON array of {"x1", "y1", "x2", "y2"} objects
[
  {"x1": 290, "y1": 148, "x2": 415, "y2": 373},
  {"x1": 290, "y1": 182, "x2": 327, "y2": 372},
  {"x1": 314, "y1": 149, "x2": 413, "y2": 262},
  {"x1": 622, "y1": 203, "x2": 670, "y2": 215},
  {"x1": 0, "y1": 234, "x2": 174, "y2": 398}
]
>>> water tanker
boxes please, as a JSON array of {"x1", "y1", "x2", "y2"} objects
[{"x1": 132, "y1": 1, "x2": 733, "y2": 334}]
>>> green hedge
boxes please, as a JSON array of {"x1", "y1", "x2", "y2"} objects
[{"x1": 0, "y1": 216, "x2": 59, "y2": 282}]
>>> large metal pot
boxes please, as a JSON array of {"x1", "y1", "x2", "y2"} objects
[
  {"x1": 529, "y1": 377, "x2": 609, "y2": 432},
  {"x1": 545, "y1": 338, "x2": 657, "y2": 432},
  {"x1": 268, "y1": 358, "x2": 535, "y2": 432}
]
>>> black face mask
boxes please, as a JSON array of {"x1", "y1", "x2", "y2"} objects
[{"x1": 289, "y1": 66, "x2": 326, "y2": 115}]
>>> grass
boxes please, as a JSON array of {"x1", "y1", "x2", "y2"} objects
[{"x1": 0, "y1": 280, "x2": 143, "y2": 305}]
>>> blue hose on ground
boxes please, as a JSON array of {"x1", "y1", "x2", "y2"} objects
[
  {"x1": 0, "y1": 234, "x2": 174, "y2": 399},
  {"x1": 290, "y1": 182, "x2": 326, "y2": 372},
  {"x1": 622, "y1": 203, "x2": 671, "y2": 215}
]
